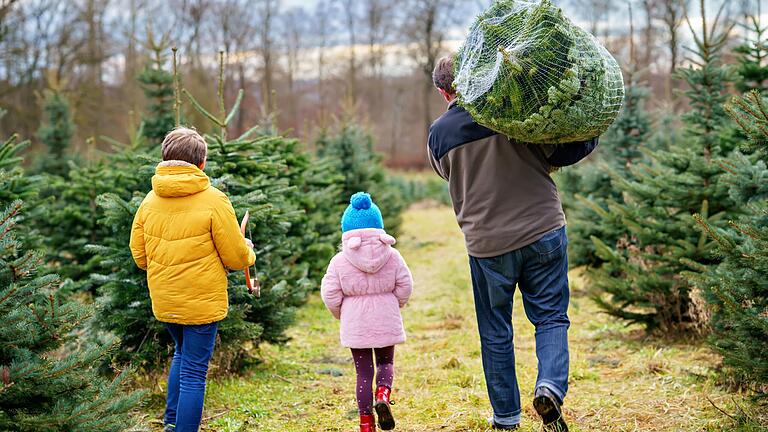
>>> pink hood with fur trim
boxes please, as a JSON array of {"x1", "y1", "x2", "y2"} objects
[{"x1": 321, "y1": 228, "x2": 413, "y2": 349}]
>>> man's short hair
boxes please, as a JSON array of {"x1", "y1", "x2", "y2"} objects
[
  {"x1": 161, "y1": 127, "x2": 208, "y2": 166},
  {"x1": 433, "y1": 56, "x2": 455, "y2": 94}
]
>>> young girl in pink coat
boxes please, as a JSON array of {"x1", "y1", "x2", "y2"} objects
[{"x1": 321, "y1": 192, "x2": 414, "y2": 432}]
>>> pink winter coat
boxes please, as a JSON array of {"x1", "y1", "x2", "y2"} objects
[{"x1": 321, "y1": 228, "x2": 413, "y2": 349}]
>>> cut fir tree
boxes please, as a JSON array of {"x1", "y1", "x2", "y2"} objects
[{"x1": 588, "y1": 0, "x2": 737, "y2": 332}]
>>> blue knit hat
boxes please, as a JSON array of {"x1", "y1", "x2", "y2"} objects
[{"x1": 341, "y1": 192, "x2": 384, "y2": 233}]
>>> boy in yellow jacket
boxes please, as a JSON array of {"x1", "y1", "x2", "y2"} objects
[{"x1": 130, "y1": 127, "x2": 255, "y2": 432}]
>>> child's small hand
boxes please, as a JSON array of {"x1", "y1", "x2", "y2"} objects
[{"x1": 245, "y1": 238, "x2": 254, "y2": 249}]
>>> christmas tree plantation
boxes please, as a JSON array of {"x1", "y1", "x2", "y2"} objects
[
  {"x1": 91, "y1": 56, "x2": 345, "y2": 369},
  {"x1": 0, "y1": 179, "x2": 142, "y2": 429},
  {"x1": 690, "y1": 91, "x2": 768, "y2": 390},
  {"x1": 588, "y1": 1, "x2": 738, "y2": 332},
  {"x1": 38, "y1": 27, "x2": 176, "y2": 292}
]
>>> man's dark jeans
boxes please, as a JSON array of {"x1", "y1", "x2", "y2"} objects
[{"x1": 469, "y1": 226, "x2": 570, "y2": 427}]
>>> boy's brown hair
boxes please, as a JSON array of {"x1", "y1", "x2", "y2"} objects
[
  {"x1": 433, "y1": 56, "x2": 455, "y2": 95},
  {"x1": 161, "y1": 127, "x2": 208, "y2": 166}
]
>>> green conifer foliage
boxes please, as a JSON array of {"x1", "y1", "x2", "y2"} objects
[
  {"x1": 692, "y1": 91, "x2": 768, "y2": 389},
  {"x1": 39, "y1": 124, "x2": 153, "y2": 292},
  {"x1": 35, "y1": 88, "x2": 75, "y2": 177},
  {"x1": 562, "y1": 78, "x2": 652, "y2": 267},
  {"x1": 137, "y1": 28, "x2": 176, "y2": 144},
  {"x1": 0, "y1": 110, "x2": 36, "y2": 206},
  {"x1": 90, "y1": 54, "x2": 342, "y2": 369},
  {"x1": 734, "y1": 12, "x2": 768, "y2": 93},
  {"x1": 587, "y1": 1, "x2": 736, "y2": 331},
  {"x1": 0, "y1": 192, "x2": 142, "y2": 429},
  {"x1": 315, "y1": 122, "x2": 405, "y2": 237}
]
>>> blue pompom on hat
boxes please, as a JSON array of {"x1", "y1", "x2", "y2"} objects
[{"x1": 341, "y1": 192, "x2": 384, "y2": 233}]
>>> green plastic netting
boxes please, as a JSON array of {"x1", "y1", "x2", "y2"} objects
[{"x1": 455, "y1": 0, "x2": 625, "y2": 144}]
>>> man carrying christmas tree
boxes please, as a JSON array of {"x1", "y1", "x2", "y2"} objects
[
  {"x1": 427, "y1": 56, "x2": 598, "y2": 431},
  {"x1": 130, "y1": 127, "x2": 255, "y2": 432}
]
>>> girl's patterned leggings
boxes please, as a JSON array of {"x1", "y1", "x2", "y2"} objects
[{"x1": 350, "y1": 346, "x2": 395, "y2": 415}]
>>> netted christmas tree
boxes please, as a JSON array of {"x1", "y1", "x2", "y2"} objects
[
  {"x1": 35, "y1": 80, "x2": 76, "y2": 178},
  {"x1": 688, "y1": 91, "x2": 768, "y2": 390},
  {"x1": 0, "y1": 183, "x2": 142, "y2": 429},
  {"x1": 454, "y1": 0, "x2": 624, "y2": 143},
  {"x1": 137, "y1": 27, "x2": 177, "y2": 144},
  {"x1": 587, "y1": 1, "x2": 737, "y2": 332},
  {"x1": 315, "y1": 121, "x2": 405, "y2": 237}
]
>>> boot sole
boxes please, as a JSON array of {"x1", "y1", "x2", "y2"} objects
[
  {"x1": 533, "y1": 395, "x2": 568, "y2": 432},
  {"x1": 374, "y1": 401, "x2": 395, "y2": 430}
]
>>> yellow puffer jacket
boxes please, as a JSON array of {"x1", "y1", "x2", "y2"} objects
[{"x1": 129, "y1": 161, "x2": 256, "y2": 325}]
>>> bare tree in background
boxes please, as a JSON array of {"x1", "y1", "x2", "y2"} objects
[
  {"x1": 341, "y1": 0, "x2": 359, "y2": 104},
  {"x1": 364, "y1": 0, "x2": 393, "y2": 80},
  {"x1": 281, "y1": 6, "x2": 308, "y2": 134},
  {"x1": 0, "y1": 0, "x2": 19, "y2": 47},
  {"x1": 172, "y1": 0, "x2": 210, "y2": 68},
  {"x1": 208, "y1": 0, "x2": 255, "y2": 134},
  {"x1": 641, "y1": 0, "x2": 663, "y2": 72},
  {"x1": 314, "y1": 0, "x2": 334, "y2": 128},
  {"x1": 404, "y1": 0, "x2": 460, "y2": 142},
  {"x1": 256, "y1": 0, "x2": 277, "y2": 118},
  {"x1": 569, "y1": 0, "x2": 615, "y2": 38},
  {"x1": 662, "y1": 0, "x2": 688, "y2": 98}
]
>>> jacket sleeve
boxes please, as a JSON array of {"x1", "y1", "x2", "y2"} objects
[
  {"x1": 393, "y1": 251, "x2": 413, "y2": 308},
  {"x1": 428, "y1": 149, "x2": 449, "y2": 181},
  {"x1": 211, "y1": 194, "x2": 256, "y2": 270},
  {"x1": 320, "y1": 257, "x2": 343, "y2": 320},
  {"x1": 129, "y1": 204, "x2": 147, "y2": 271},
  {"x1": 545, "y1": 136, "x2": 600, "y2": 167}
]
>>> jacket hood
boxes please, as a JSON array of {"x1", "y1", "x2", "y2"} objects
[
  {"x1": 341, "y1": 228, "x2": 396, "y2": 274},
  {"x1": 152, "y1": 160, "x2": 210, "y2": 198}
]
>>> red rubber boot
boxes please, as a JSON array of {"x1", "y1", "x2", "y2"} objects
[
  {"x1": 360, "y1": 414, "x2": 376, "y2": 432},
  {"x1": 374, "y1": 386, "x2": 395, "y2": 430}
]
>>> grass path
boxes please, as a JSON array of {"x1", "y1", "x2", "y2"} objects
[{"x1": 151, "y1": 206, "x2": 766, "y2": 431}]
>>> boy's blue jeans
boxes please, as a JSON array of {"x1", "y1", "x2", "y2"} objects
[
  {"x1": 469, "y1": 226, "x2": 570, "y2": 427},
  {"x1": 164, "y1": 322, "x2": 219, "y2": 432}
]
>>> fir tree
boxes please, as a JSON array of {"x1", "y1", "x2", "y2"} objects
[
  {"x1": 91, "y1": 53, "x2": 340, "y2": 369},
  {"x1": 315, "y1": 121, "x2": 405, "y2": 237},
  {"x1": 734, "y1": 10, "x2": 768, "y2": 93},
  {"x1": 562, "y1": 77, "x2": 652, "y2": 267},
  {"x1": 38, "y1": 122, "x2": 153, "y2": 292},
  {"x1": 137, "y1": 27, "x2": 176, "y2": 145},
  {"x1": 0, "y1": 110, "x2": 36, "y2": 206},
  {"x1": 690, "y1": 91, "x2": 768, "y2": 389},
  {"x1": 588, "y1": 0, "x2": 737, "y2": 331},
  {"x1": 35, "y1": 85, "x2": 76, "y2": 177},
  {"x1": 0, "y1": 184, "x2": 142, "y2": 429}
]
